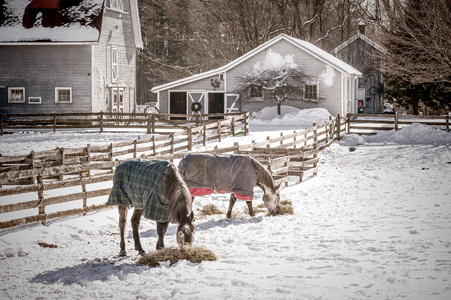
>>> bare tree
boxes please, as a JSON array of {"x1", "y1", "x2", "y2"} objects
[{"x1": 235, "y1": 51, "x2": 319, "y2": 115}]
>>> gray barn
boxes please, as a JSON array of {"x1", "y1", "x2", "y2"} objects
[
  {"x1": 0, "y1": 0, "x2": 142, "y2": 114},
  {"x1": 152, "y1": 34, "x2": 362, "y2": 117},
  {"x1": 332, "y1": 23, "x2": 387, "y2": 114}
]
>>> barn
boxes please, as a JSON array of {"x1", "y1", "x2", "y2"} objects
[
  {"x1": 0, "y1": 0, "x2": 143, "y2": 114},
  {"x1": 332, "y1": 23, "x2": 388, "y2": 114},
  {"x1": 151, "y1": 34, "x2": 362, "y2": 117}
]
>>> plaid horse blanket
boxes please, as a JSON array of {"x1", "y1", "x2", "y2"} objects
[
  {"x1": 107, "y1": 159, "x2": 173, "y2": 222},
  {"x1": 178, "y1": 154, "x2": 257, "y2": 201}
]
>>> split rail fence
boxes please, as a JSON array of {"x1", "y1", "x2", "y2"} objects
[
  {"x1": 347, "y1": 112, "x2": 450, "y2": 135},
  {"x1": 0, "y1": 113, "x2": 347, "y2": 229},
  {"x1": 0, "y1": 111, "x2": 247, "y2": 135}
]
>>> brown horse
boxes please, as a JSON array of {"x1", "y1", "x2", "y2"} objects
[
  {"x1": 107, "y1": 159, "x2": 195, "y2": 256},
  {"x1": 178, "y1": 154, "x2": 280, "y2": 218}
]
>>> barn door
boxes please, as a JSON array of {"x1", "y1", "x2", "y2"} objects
[
  {"x1": 187, "y1": 92, "x2": 206, "y2": 119},
  {"x1": 225, "y1": 93, "x2": 240, "y2": 113}
]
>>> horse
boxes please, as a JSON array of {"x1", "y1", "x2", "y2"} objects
[
  {"x1": 107, "y1": 159, "x2": 195, "y2": 257},
  {"x1": 178, "y1": 153, "x2": 280, "y2": 218}
]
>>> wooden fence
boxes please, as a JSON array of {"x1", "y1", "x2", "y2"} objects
[
  {"x1": 0, "y1": 111, "x2": 247, "y2": 135},
  {"x1": 348, "y1": 112, "x2": 450, "y2": 135},
  {"x1": 0, "y1": 114, "x2": 346, "y2": 229}
]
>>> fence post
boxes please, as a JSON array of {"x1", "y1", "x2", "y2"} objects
[
  {"x1": 133, "y1": 140, "x2": 137, "y2": 158},
  {"x1": 86, "y1": 144, "x2": 91, "y2": 177},
  {"x1": 217, "y1": 121, "x2": 222, "y2": 143},
  {"x1": 336, "y1": 114, "x2": 341, "y2": 141},
  {"x1": 187, "y1": 127, "x2": 193, "y2": 151},
  {"x1": 100, "y1": 111, "x2": 104, "y2": 132},
  {"x1": 203, "y1": 124, "x2": 207, "y2": 146},
  {"x1": 196, "y1": 114, "x2": 200, "y2": 127},
  {"x1": 394, "y1": 111, "x2": 399, "y2": 130},
  {"x1": 266, "y1": 136, "x2": 270, "y2": 148},
  {"x1": 0, "y1": 113, "x2": 3, "y2": 136},
  {"x1": 447, "y1": 115, "x2": 449, "y2": 132},
  {"x1": 170, "y1": 133, "x2": 174, "y2": 153},
  {"x1": 152, "y1": 136, "x2": 156, "y2": 155},
  {"x1": 293, "y1": 130, "x2": 297, "y2": 149},
  {"x1": 37, "y1": 176, "x2": 45, "y2": 225},
  {"x1": 147, "y1": 114, "x2": 152, "y2": 134},
  {"x1": 346, "y1": 113, "x2": 351, "y2": 134},
  {"x1": 280, "y1": 132, "x2": 284, "y2": 146},
  {"x1": 231, "y1": 117, "x2": 235, "y2": 136},
  {"x1": 53, "y1": 112, "x2": 57, "y2": 132},
  {"x1": 82, "y1": 182, "x2": 87, "y2": 215}
]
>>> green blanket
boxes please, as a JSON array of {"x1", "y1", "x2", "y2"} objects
[{"x1": 107, "y1": 159, "x2": 173, "y2": 222}]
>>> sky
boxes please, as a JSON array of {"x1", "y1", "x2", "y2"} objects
[{"x1": 0, "y1": 106, "x2": 450, "y2": 299}]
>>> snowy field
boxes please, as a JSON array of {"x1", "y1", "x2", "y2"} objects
[{"x1": 1, "y1": 107, "x2": 451, "y2": 299}]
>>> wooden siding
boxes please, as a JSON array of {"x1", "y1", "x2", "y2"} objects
[
  {"x1": 92, "y1": 0, "x2": 138, "y2": 113},
  {"x1": 0, "y1": 45, "x2": 92, "y2": 114},
  {"x1": 334, "y1": 39, "x2": 384, "y2": 114},
  {"x1": 157, "y1": 39, "x2": 346, "y2": 116}
]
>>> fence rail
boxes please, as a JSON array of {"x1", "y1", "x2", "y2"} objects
[
  {"x1": 0, "y1": 111, "x2": 248, "y2": 135},
  {"x1": 347, "y1": 112, "x2": 450, "y2": 135},
  {"x1": 0, "y1": 113, "x2": 346, "y2": 229}
]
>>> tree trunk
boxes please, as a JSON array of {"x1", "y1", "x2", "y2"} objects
[{"x1": 277, "y1": 102, "x2": 281, "y2": 115}]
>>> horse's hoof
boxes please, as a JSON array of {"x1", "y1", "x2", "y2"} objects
[
  {"x1": 119, "y1": 250, "x2": 127, "y2": 257},
  {"x1": 226, "y1": 213, "x2": 231, "y2": 219},
  {"x1": 138, "y1": 250, "x2": 146, "y2": 256}
]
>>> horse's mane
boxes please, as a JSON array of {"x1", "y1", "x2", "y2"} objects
[
  {"x1": 163, "y1": 163, "x2": 192, "y2": 223},
  {"x1": 250, "y1": 156, "x2": 275, "y2": 192}
]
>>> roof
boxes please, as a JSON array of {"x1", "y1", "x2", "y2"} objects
[
  {"x1": 331, "y1": 31, "x2": 388, "y2": 55},
  {"x1": 151, "y1": 34, "x2": 362, "y2": 93},
  {"x1": 0, "y1": 0, "x2": 104, "y2": 43}
]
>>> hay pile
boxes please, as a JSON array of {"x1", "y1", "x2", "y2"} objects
[
  {"x1": 138, "y1": 245, "x2": 217, "y2": 267},
  {"x1": 276, "y1": 200, "x2": 294, "y2": 215}
]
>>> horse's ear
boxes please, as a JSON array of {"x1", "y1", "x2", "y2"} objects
[
  {"x1": 189, "y1": 211, "x2": 194, "y2": 222},
  {"x1": 275, "y1": 182, "x2": 282, "y2": 190}
]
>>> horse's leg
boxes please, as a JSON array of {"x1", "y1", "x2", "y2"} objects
[
  {"x1": 227, "y1": 193, "x2": 237, "y2": 218},
  {"x1": 246, "y1": 201, "x2": 255, "y2": 217},
  {"x1": 118, "y1": 206, "x2": 128, "y2": 257},
  {"x1": 156, "y1": 221, "x2": 169, "y2": 250},
  {"x1": 131, "y1": 209, "x2": 145, "y2": 255}
]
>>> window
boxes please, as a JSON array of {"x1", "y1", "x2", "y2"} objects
[
  {"x1": 112, "y1": 47, "x2": 118, "y2": 82},
  {"x1": 304, "y1": 84, "x2": 318, "y2": 100},
  {"x1": 28, "y1": 97, "x2": 42, "y2": 104},
  {"x1": 250, "y1": 85, "x2": 263, "y2": 100},
  {"x1": 8, "y1": 87, "x2": 25, "y2": 103},
  {"x1": 109, "y1": 0, "x2": 124, "y2": 11},
  {"x1": 55, "y1": 87, "x2": 72, "y2": 103}
]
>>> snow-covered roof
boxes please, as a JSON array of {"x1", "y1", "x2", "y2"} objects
[
  {"x1": 0, "y1": 0, "x2": 104, "y2": 43},
  {"x1": 151, "y1": 34, "x2": 362, "y2": 93},
  {"x1": 331, "y1": 31, "x2": 388, "y2": 55}
]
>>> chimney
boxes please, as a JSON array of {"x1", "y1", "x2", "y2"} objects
[{"x1": 358, "y1": 21, "x2": 366, "y2": 36}]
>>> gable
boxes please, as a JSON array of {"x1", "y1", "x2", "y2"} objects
[{"x1": 152, "y1": 34, "x2": 361, "y2": 93}]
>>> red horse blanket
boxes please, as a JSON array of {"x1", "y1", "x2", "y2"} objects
[{"x1": 178, "y1": 154, "x2": 257, "y2": 200}]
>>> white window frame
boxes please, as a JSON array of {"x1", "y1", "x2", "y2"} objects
[
  {"x1": 55, "y1": 87, "x2": 72, "y2": 103},
  {"x1": 28, "y1": 97, "x2": 42, "y2": 104},
  {"x1": 112, "y1": 47, "x2": 118, "y2": 83},
  {"x1": 304, "y1": 83, "x2": 318, "y2": 100},
  {"x1": 249, "y1": 85, "x2": 263, "y2": 102},
  {"x1": 109, "y1": 0, "x2": 124, "y2": 11},
  {"x1": 8, "y1": 87, "x2": 25, "y2": 103}
]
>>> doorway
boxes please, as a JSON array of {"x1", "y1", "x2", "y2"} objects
[
  {"x1": 208, "y1": 93, "x2": 224, "y2": 119},
  {"x1": 170, "y1": 92, "x2": 187, "y2": 120}
]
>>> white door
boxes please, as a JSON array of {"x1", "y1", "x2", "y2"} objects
[{"x1": 225, "y1": 93, "x2": 240, "y2": 113}]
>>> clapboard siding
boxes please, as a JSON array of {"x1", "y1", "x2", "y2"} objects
[
  {"x1": 0, "y1": 0, "x2": 141, "y2": 115},
  {"x1": 157, "y1": 38, "x2": 348, "y2": 116},
  {"x1": 0, "y1": 45, "x2": 92, "y2": 113}
]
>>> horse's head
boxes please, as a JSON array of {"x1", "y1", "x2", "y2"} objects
[
  {"x1": 262, "y1": 182, "x2": 281, "y2": 216},
  {"x1": 176, "y1": 211, "x2": 195, "y2": 247}
]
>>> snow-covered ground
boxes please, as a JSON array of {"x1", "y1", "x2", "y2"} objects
[{"x1": 1, "y1": 107, "x2": 450, "y2": 299}]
